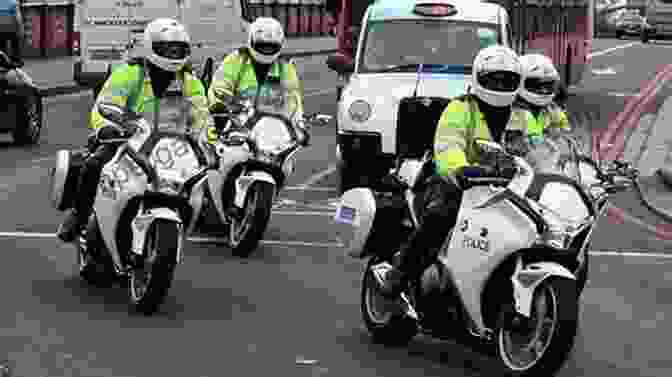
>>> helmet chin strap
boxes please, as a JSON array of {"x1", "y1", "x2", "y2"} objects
[{"x1": 146, "y1": 59, "x2": 177, "y2": 98}]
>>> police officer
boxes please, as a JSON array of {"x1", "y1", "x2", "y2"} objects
[
  {"x1": 57, "y1": 18, "x2": 210, "y2": 242},
  {"x1": 207, "y1": 17, "x2": 309, "y2": 146},
  {"x1": 374, "y1": 45, "x2": 523, "y2": 297},
  {"x1": 514, "y1": 53, "x2": 570, "y2": 143}
]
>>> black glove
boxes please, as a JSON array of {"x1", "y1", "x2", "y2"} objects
[{"x1": 494, "y1": 153, "x2": 517, "y2": 179}]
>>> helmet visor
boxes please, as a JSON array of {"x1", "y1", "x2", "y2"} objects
[
  {"x1": 152, "y1": 41, "x2": 190, "y2": 60},
  {"x1": 252, "y1": 41, "x2": 281, "y2": 56},
  {"x1": 477, "y1": 71, "x2": 521, "y2": 92},
  {"x1": 524, "y1": 77, "x2": 558, "y2": 95}
]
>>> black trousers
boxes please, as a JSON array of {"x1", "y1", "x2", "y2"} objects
[
  {"x1": 398, "y1": 175, "x2": 463, "y2": 278},
  {"x1": 74, "y1": 127, "x2": 123, "y2": 223}
]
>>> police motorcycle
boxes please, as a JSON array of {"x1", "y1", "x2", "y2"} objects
[
  {"x1": 195, "y1": 97, "x2": 331, "y2": 257},
  {"x1": 333, "y1": 126, "x2": 637, "y2": 375},
  {"x1": 49, "y1": 102, "x2": 212, "y2": 315}
]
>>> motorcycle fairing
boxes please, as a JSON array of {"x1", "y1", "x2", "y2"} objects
[
  {"x1": 234, "y1": 170, "x2": 277, "y2": 208},
  {"x1": 94, "y1": 147, "x2": 150, "y2": 272},
  {"x1": 131, "y1": 206, "x2": 185, "y2": 264},
  {"x1": 440, "y1": 185, "x2": 538, "y2": 334}
]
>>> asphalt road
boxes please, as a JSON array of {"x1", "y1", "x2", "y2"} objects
[{"x1": 0, "y1": 43, "x2": 671, "y2": 377}]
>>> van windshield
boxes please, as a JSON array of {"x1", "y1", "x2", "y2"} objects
[{"x1": 358, "y1": 20, "x2": 500, "y2": 74}]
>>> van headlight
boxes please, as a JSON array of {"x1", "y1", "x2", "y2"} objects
[{"x1": 348, "y1": 100, "x2": 371, "y2": 123}]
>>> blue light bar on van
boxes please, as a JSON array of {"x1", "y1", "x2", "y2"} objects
[{"x1": 413, "y1": 0, "x2": 457, "y2": 17}]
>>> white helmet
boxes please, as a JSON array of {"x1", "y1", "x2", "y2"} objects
[
  {"x1": 143, "y1": 18, "x2": 191, "y2": 72},
  {"x1": 471, "y1": 45, "x2": 522, "y2": 107},
  {"x1": 519, "y1": 54, "x2": 560, "y2": 107},
  {"x1": 248, "y1": 17, "x2": 285, "y2": 65}
]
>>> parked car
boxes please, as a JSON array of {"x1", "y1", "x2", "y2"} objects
[
  {"x1": 616, "y1": 14, "x2": 650, "y2": 39},
  {"x1": 0, "y1": 51, "x2": 42, "y2": 145}
]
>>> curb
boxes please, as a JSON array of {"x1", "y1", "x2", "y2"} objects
[
  {"x1": 635, "y1": 169, "x2": 672, "y2": 222},
  {"x1": 37, "y1": 48, "x2": 337, "y2": 98}
]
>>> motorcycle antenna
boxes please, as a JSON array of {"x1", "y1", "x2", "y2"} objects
[{"x1": 412, "y1": 63, "x2": 423, "y2": 98}]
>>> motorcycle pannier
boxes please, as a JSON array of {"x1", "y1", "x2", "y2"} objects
[
  {"x1": 335, "y1": 188, "x2": 409, "y2": 258},
  {"x1": 49, "y1": 149, "x2": 87, "y2": 211}
]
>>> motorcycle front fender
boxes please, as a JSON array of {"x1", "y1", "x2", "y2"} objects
[
  {"x1": 511, "y1": 257, "x2": 576, "y2": 318},
  {"x1": 234, "y1": 170, "x2": 277, "y2": 208},
  {"x1": 131, "y1": 207, "x2": 184, "y2": 264}
]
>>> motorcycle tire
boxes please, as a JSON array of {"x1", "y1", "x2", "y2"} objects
[
  {"x1": 496, "y1": 277, "x2": 578, "y2": 377},
  {"x1": 12, "y1": 92, "x2": 42, "y2": 145},
  {"x1": 230, "y1": 181, "x2": 274, "y2": 258},
  {"x1": 129, "y1": 219, "x2": 179, "y2": 315},
  {"x1": 360, "y1": 257, "x2": 418, "y2": 346}
]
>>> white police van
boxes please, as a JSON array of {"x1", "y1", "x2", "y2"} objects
[
  {"x1": 73, "y1": 0, "x2": 249, "y2": 96},
  {"x1": 327, "y1": 0, "x2": 511, "y2": 192}
]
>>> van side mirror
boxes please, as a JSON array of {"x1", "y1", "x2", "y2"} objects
[{"x1": 326, "y1": 54, "x2": 354, "y2": 75}]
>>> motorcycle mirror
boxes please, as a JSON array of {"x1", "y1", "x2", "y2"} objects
[
  {"x1": 97, "y1": 102, "x2": 127, "y2": 125},
  {"x1": 306, "y1": 113, "x2": 332, "y2": 126}
]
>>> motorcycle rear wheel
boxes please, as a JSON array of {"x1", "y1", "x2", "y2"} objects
[
  {"x1": 129, "y1": 220, "x2": 179, "y2": 315},
  {"x1": 496, "y1": 277, "x2": 578, "y2": 376}
]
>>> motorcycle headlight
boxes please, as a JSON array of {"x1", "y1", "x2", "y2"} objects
[
  {"x1": 348, "y1": 100, "x2": 371, "y2": 123},
  {"x1": 540, "y1": 227, "x2": 571, "y2": 250},
  {"x1": 157, "y1": 177, "x2": 182, "y2": 195}
]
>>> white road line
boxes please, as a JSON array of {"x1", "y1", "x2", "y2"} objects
[
  {"x1": 295, "y1": 164, "x2": 338, "y2": 189},
  {"x1": 273, "y1": 210, "x2": 332, "y2": 216},
  {"x1": 0, "y1": 230, "x2": 671, "y2": 255},
  {"x1": 305, "y1": 88, "x2": 336, "y2": 98},
  {"x1": 588, "y1": 42, "x2": 640, "y2": 58},
  {"x1": 590, "y1": 250, "x2": 672, "y2": 259},
  {"x1": 0, "y1": 231, "x2": 342, "y2": 248}
]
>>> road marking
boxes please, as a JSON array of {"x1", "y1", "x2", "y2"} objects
[
  {"x1": 272, "y1": 210, "x2": 332, "y2": 216},
  {"x1": 588, "y1": 42, "x2": 640, "y2": 58},
  {"x1": 0, "y1": 231, "x2": 343, "y2": 248},
  {"x1": 305, "y1": 88, "x2": 336, "y2": 98},
  {"x1": 591, "y1": 250, "x2": 672, "y2": 259},
  {"x1": 296, "y1": 164, "x2": 338, "y2": 189},
  {"x1": 607, "y1": 92, "x2": 638, "y2": 97},
  {"x1": 592, "y1": 67, "x2": 617, "y2": 75},
  {"x1": 1, "y1": 230, "x2": 671, "y2": 256}
]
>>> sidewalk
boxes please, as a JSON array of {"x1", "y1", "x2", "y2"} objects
[{"x1": 23, "y1": 36, "x2": 336, "y2": 97}]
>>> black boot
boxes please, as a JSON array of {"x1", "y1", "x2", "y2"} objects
[
  {"x1": 372, "y1": 263, "x2": 408, "y2": 297},
  {"x1": 57, "y1": 210, "x2": 84, "y2": 243}
]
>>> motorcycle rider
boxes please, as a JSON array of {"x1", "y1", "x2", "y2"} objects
[
  {"x1": 374, "y1": 45, "x2": 523, "y2": 297},
  {"x1": 57, "y1": 18, "x2": 210, "y2": 243},
  {"x1": 207, "y1": 17, "x2": 310, "y2": 146},
  {"x1": 514, "y1": 53, "x2": 570, "y2": 142}
]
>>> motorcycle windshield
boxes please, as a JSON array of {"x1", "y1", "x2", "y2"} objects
[{"x1": 250, "y1": 116, "x2": 294, "y2": 154}]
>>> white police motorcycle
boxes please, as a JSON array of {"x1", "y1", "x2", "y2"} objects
[
  {"x1": 49, "y1": 102, "x2": 211, "y2": 315},
  {"x1": 189, "y1": 98, "x2": 331, "y2": 257},
  {"x1": 334, "y1": 127, "x2": 637, "y2": 376}
]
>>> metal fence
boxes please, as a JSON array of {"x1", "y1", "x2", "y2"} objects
[{"x1": 242, "y1": 0, "x2": 336, "y2": 37}]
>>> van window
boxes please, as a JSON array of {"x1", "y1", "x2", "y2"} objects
[{"x1": 359, "y1": 20, "x2": 500, "y2": 73}]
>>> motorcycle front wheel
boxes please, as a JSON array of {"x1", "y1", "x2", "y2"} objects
[
  {"x1": 229, "y1": 181, "x2": 274, "y2": 257},
  {"x1": 129, "y1": 219, "x2": 179, "y2": 315},
  {"x1": 496, "y1": 277, "x2": 578, "y2": 376},
  {"x1": 361, "y1": 257, "x2": 418, "y2": 346}
]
